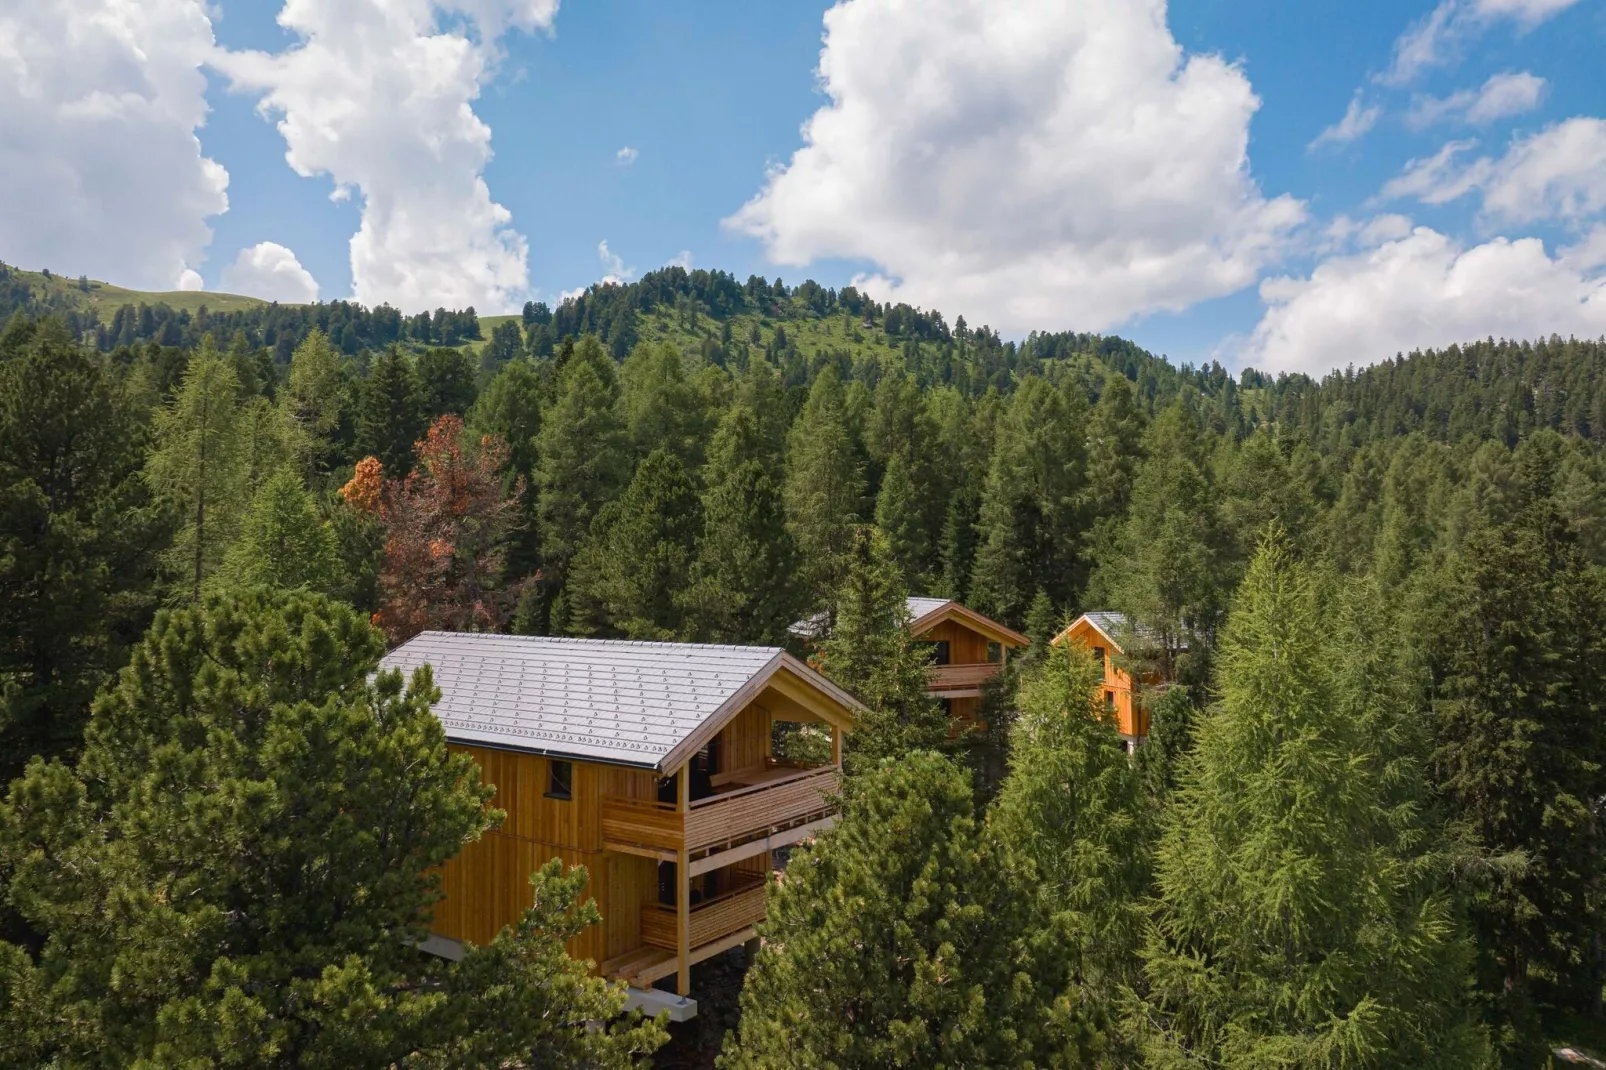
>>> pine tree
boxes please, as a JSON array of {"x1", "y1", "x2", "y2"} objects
[
  {"x1": 1140, "y1": 535, "x2": 1488, "y2": 1068},
  {"x1": 1432, "y1": 462, "x2": 1606, "y2": 1027},
  {"x1": 357, "y1": 346, "x2": 425, "y2": 477},
  {"x1": 1083, "y1": 372, "x2": 1145, "y2": 579},
  {"x1": 819, "y1": 527, "x2": 950, "y2": 769},
  {"x1": 0, "y1": 588, "x2": 665, "y2": 1067},
  {"x1": 718, "y1": 752, "x2": 1085, "y2": 1068},
  {"x1": 681, "y1": 457, "x2": 800, "y2": 644},
  {"x1": 214, "y1": 468, "x2": 339, "y2": 595},
  {"x1": 416, "y1": 346, "x2": 479, "y2": 420},
  {"x1": 0, "y1": 319, "x2": 166, "y2": 776},
  {"x1": 535, "y1": 336, "x2": 628, "y2": 617},
  {"x1": 566, "y1": 449, "x2": 702, "y2": 639},
  {"x1": 969, "y1": 375, "x2": 1087, "y2": 625},
  {"x1": 145, "y1": 336, "x2": 249, "y2": 602},
  {"x1": 989, "y1": 634, "x2": 1152, "y2": 1047},
  {"x1": 783, "y1": 370, "x2": 866, "y2": 609}
]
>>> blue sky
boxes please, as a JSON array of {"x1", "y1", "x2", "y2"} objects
[{"x1": 6, "y1": 0, "x2": 1606, "y2": 374}]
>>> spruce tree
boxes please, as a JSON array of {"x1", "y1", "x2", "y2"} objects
[
  {"x1": 535, "y1": 336, "x2": 629, "y2": 618},
  {"x1": 1140, "y1": 536, "x2": 1488, "y2": 1068},
  {"x1": 0, "y1": 319, "x2": 166, "y2": 775},
  {"x1": 566, "y1": 449, "x2": 702, "y2": 639},
  {"x1": 819, "y1": 527, "x2": 950, "y2": 769},
  {"x1": 213, "y1": 468, "x2": 339, "y2": 595},
  {"x1": 416, "y1": 346, "x2": 479, "y2": 420},
  {"x1": 718, "y1": 752, "x2": 1086, "y2": 1069},
  {"x1": 1083, "y1": 371, "x2": 1145, "y2": 578},
  {"x1": 682, "y1": 457, "x2": 800, "y2": 644},
  {"x1": 144, "y1": 336, "x2": 249, "y2": 602},
  {"x1": 0, "y1": 588, "x2": 665, "y2": 1067},
  {"x1": 969, "y1": 375, "x2": 1087, "y2": 625},
  {"x1": 873, "y1": 450, "x2": 928, "y2": 585},
  {"x1": 1432, "y1": 465, "x2": 1606, "y2": 1027},
  {"x1": 620, "y1": 341, "x2": 711, "y2": 468},
  {"x1": 357, "y1": 346, "x2": 425, "y2": 477},
  {"x1": 783, "y1": 370, "x2": 866, "y2": 609}
]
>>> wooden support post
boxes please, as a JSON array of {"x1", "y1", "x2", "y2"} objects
[
  {"x1": 676, "y1": 761, "x2": 691, "y2": 996},
  {"x1": 830, "y1": 725, "x2": 842, "y2": 768}
]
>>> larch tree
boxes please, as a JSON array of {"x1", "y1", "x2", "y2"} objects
[
  {"x1": 0, "y1": 588, "x2": 665, "y2": 1068},
  {"x1": 873, "y1": 450, "x2": 929, "y2": 585},
  {"x1": 718, "y1": 751, "x2": 1089, "y2": 1069},
  {"x1": 144, "y1": 335, "x2": 249, "y2": 602},
  {"x1": 784, "y1": 369, "x2": 866, "y2": 610},
  {"x1": 535, "y1": 336, "x2": 629, "y2": 624},
  {"x1": 214, "y1": 467, "x2": 339, "y2": 596},
  {"x1": 989, "y1": 633, "x2": 1153, "y2": 1058},
  {"x1": 819, "y1": 527, "x2": 951, "y2": 770},
  {"x1": 280, "y1": 327, "x2": 346, "y2": 474},
  {"x1": 0, "y1": 319, "x2": 167, "y2": 776},
  {"x1": 620, "y1": 341, "x2": 712, "y2": 469},
  {"x1": 565, "y1": 448, "x2": 702, "y2": 640},
  {"x1": 1140, "y1": 535, "x2": 1488, "y2": 1069}
]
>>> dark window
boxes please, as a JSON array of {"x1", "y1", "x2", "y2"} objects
[
  {"x1": 941, "y1": 698, "x2": 954, "y2": 718},
  {"x1": 1092, "y1": 646, "x2": 1106, "y2": 672},
  {"x1": 658, "y1": 860, "x2": 677, "y2": 906},
  {"x1": 929, "y1": 640, "x2": 951, "y2": 666},
  {"x1": 986, "y1": 641, "x2": 1002, "y2": 663},
  {"x1": 1105, "y1": 690, "x2": 1116, "y2": 711},
  {"x1": 546, "y1": 759, "x2": 573, "y2": 800}
]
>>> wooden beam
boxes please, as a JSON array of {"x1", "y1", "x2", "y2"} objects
[
  {"x1": 831, "y1": 725, "x2": 842, "y2": 767},
  {"x1": 604, "y1": 841, "x2": 677, "y2": 863},
  {"x1": 676, "y1": 762, "x2": 691, "y2": 997}
]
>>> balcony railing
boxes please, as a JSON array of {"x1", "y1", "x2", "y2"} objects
[
  {"x1": 601, "y1": 763, "x2": 840, "y2": 857},
  {"x1": 640, "y1": 876, "x2": 768, "y2": 952},
  {"x1": 925, "y1": 661, "x2": 1001, "y2": 693}
]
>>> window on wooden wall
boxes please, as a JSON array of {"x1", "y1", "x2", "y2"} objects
[
  {"x1": 1104, "y1": 690, "x2": 1116, "y2": 712},
  {"x1": 1092, "y1": 646, "x2": 1106, "y2": 674},
  {"x1": 986, "y1": 641, "x2": 1002, "y2": 663},
  {"x1": 546, "y1": 759, "x2": 573, "y2": 800},
  {"x1": 928, "y1": 640, "x2": 951, "y2": 665}
]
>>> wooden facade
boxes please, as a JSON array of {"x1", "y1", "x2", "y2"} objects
[
  {"x1": 907, "y1": 601, "x2": 1031, "y2": 725},
  {"x1": 429, "y1": 665, "x2": 856, "y2": 997},
  {"x1": 1052, "y1": 614, "x2": 1150, "y2": 743}
]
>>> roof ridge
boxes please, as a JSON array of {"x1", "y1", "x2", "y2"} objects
[{"x1": 413, "y1": 631, "x2": 783, "y2": 654}]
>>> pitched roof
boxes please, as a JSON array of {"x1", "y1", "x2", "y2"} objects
[
  {"x1": 378, "y1": 632, "x2": 859, "y2": 771},
  {"x1": 789, "y1": 597, "x2": 1030, "y2": 647},
  {"x1": 905, "y1": 596, "x2": 952, "y2": 620},
  {"x1": 1058, "y1": 611, "x2": 1185, "y2": 652}
]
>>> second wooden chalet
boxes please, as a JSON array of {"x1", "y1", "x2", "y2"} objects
[
  {"x1": 791, "y1": 597, "x2": 1029, "y2": 724},
  {"x1": 379, "y1": 632, "x2": 862, "y2": 1019},
  {"x1": 1053, "y1": 611, "x2": 1164, "y2": 749}
]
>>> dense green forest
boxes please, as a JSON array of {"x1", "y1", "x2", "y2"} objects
[{"x1": 1, "y1": 260, "x2": 1605, "y2": 1066}]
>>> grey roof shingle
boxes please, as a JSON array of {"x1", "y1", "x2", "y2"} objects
[
  {"x1": 788, "y1": 596, "x2": 955, "y2": 640},
  {"x1": 378, "y1": 632, "x2": 790, "y2": 770},
  {"x1": 905, "y1": 596, "x2": 953, "y2": 621}
]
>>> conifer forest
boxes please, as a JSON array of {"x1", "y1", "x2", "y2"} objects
[{"x1": 3, "y1": 261, "x2": 1606, "y2": 1068}]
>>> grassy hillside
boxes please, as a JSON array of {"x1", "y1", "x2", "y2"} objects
[{"x1": 11, "y1": 266, "x2": 273, "y2": 320}]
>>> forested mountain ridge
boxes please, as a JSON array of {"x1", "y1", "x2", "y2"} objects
[{"x1": 4, "y1": 256, "x2": 1606, "y2": 1063}]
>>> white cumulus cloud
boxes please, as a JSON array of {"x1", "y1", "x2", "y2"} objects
[
  {"x1": 616, "y1": 146, "x2": 638, "y2": 166},
  {"x1": 220, "y1": 241, "x2": 319, "y2": 303},
  {"x1": 1244, "y1": 224, "x2": 1606, "y2": 376},
  {"x1": 216, "y1": 1, "x2": 558, "y2": 314},
  {"x1": 1310, "y1": 94, "x2": 1381, "y2": 150},
  {"x1": 1383, "y1": 119, "x2": 1606, "y2": 225},
  {"x1": 1408, "y1": 71, "x2": 1547, "y2": 127},
  {"x1": 725, "y1": 0, "x2": 1304, "y2": 335},
  {"x1": 0, "y1": 0, "x2": 228, "y2": 290}
]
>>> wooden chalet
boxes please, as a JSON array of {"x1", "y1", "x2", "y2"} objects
[
  {"x1": 1053, "y1": 611, "x2": 1158, "y2": 748},
  {"x1": 379, "y1": 632, "x2": 862, "y2": 1016},
  {"x1": 791, "y1": 597, "x2": 1029, "y2": 725}
]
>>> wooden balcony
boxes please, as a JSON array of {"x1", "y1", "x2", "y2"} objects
[
  {"x1": 925, "y1": 661, "x2": 1002, "y2": 695},
  {"x1": 601, "y1": 762, "x2": 840, "y2": 860},
  {"x1": 641, "y1": 875, "x2": 768, "y2": 952}
]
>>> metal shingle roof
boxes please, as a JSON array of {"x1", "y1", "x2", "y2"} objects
[
  {"x1": 378, "y1": 632, "x2": 786, "y2": 770},
  {"x1": 905, "y1": 596, "x2": 953, "y2": 620}
]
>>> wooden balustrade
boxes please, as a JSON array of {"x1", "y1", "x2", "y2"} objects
[
  {"x1": 641, "y1": 879, "x2": 768, "y2": 951},
  {"x1": 925, "y1": 661, "x2": 1002, "y2": 693},
  {"x1": 601, "y1": 764, "x2": 840, "y2": 857}
]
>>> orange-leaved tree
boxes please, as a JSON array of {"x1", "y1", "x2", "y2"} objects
[{"x1": 342, "y1": 415, "x2": 532, "y2": 643}]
